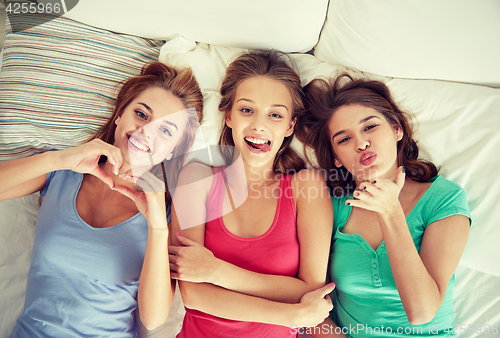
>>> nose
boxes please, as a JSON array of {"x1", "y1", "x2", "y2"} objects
[
  {"x1": 138, "y1": 126, "x2": 149, "y2": 137},
  {"x1": 250, "y1": 113, "x2": 267, "y2": 132},
  {"x1": 357, "y1": 136, "x2": 370, "y2": 151}
]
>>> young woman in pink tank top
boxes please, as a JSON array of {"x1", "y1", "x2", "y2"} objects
[{"x1": 168, "y1": 51, "x2": 335, "y2": 337}]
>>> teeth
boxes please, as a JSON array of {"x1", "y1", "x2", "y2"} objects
[
  {"x1": 129, "y1": 136, "x2": 150, "y2": 151},
  {"x1": 245, "y1": 137, "x2": 269, "y2": 144}
]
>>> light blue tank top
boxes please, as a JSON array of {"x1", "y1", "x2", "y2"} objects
[{"x1": 9, "y1": 170, "x2": 149, "y2": 338}]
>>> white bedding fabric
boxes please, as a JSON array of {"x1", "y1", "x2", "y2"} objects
[
  {"x1": 63, "y1": 0, "x2": 329, "y2": 53},
  {"x1": 315, "y1": 0, "x2": 500, "y2": 88}
]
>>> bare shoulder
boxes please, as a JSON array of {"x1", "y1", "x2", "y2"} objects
[
  {"x1": 289, "y1": 169, "x2": 329, "y2": 206},
  {"x1": 177, "y1": 162, "x2": 215, "y2": 189},
  {"x1": 290, "y1": 168, "x2": 327, "y2": 188}
]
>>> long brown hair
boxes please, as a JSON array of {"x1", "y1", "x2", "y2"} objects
[
  {"x1": 88, "y1": 61, "x2": 204, "y2": 204},
  {"x1": 297, "y1": 73, "x2": 438, "y2": 196},
  {"x1": 218, "y1": 51, "x2": 305, "y2": 173}
]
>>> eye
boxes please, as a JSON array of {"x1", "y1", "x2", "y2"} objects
[
  {"x1": 241, "y1": 108, "x2": 252, "y2": 114},
  {"x1": 270, "y1": 112, "x2": 282, "y2": 119},
  {"x1": 338, "y1": 137, "x2": 350, "y2": 145},
  {"x1": 159, "y1": 126, "x2": 172, "y2": 137},
  {"x1": 364, "y1": 124, "x2": 379, "y2": 131},
  {"x1": 135, "y1": 110, "x2": 147, "y2": 120}
]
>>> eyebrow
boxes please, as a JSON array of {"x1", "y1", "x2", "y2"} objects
[
  {"x1": 331, "y1": 115, "x2": 380, "y2": 141},
  {"x1": 163, "y1": 120, "x2": 178, "y2": 131},
  {"x1": 237, "y1": 98, "x2": 289, "y2": 111},
  {"x1": 139, "y1": 102, "x2": 153, "y2": 114},
  {"x1": 139, "y1": 102, "x2": 179, "y2": 131}
]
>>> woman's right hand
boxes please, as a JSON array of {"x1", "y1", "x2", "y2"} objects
[
  {"x1": 293, "y1": 283, "x2": 335, "y2": 328},
  {"x1": 56, "y1": 139, "x2": 123, "y2": 188}
]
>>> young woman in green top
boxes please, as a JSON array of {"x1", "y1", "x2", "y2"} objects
[{"x1": 296, "y1": 74, "x2": 471, "y2": 337}]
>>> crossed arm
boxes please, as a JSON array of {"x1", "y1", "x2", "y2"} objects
[{"x1": 169, "y1": 165, "x2": 334, "y2": 327}]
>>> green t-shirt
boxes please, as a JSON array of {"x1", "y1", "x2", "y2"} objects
[{"x1": 329, "y1": 176, "x2": 471, "y2": 337}]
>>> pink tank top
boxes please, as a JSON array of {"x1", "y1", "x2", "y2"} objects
[{"x1": 177, "y1": 168, "x2": 300, "y2": 338}]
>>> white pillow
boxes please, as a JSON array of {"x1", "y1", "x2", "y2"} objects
[
  {"x1": 314, "y1": 0, "x2": 500, "y2": 87},
  {"x1": 64, "y1": 0, "x2": 329, "y2": 53}
]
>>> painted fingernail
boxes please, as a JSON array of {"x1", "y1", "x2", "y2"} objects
[
  {"x1": 329, "y1": 282, "x2": 336, "y2": 288},
  {"x1": 175, "y1": 232, "x2": 181, "y2": 237},
  {"x1": 371, "y1": 180, "x2": 377, "y2": 184},
  {"x1": 402, "y1": 166, "x2": 406, "y2": 173},
  {"x1": 362, "y1": 186, "x2": 367, "y2": 191},
  {"x1": 346, "y1": 202, "x2": 351, "y2": 206}
]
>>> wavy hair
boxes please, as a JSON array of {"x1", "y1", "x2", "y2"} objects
[{"x1": 297, "y1": 74, "x2": 438, "y2": 195}]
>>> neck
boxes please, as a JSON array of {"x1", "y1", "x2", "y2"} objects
[{"x1": 243, "y1": 162, "x2": 279, "y2": 188}]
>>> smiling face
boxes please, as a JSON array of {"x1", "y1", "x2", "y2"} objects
[
  {"x1": 225, "y1": 76, "x2": 296, "y2": 168},
  {"x1": 113, "y1": 86, "x2": 189, "y2": 169},
  {"x1": 328, "y1": 104, "x2": 403, "y2": 183}
]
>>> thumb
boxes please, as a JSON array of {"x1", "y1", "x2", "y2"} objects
[
  {"x1": 175, "y1": 232, "x2": 201, "y2": 247},
  {"x1": 395, "y1": 166, "x2": 406, "y2": 188},
  {"x1": 113, "y1": 184, "x2": 140, "y2": 202},
  {"x1": 316, "y1": 282, "x2": 336, "y2": 298}
]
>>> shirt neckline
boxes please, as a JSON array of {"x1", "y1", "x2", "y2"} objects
[
  {"x1": 73, "y1": 172, "x2": 142, "y2": 231},
  {"x1": 335, "y1": 176, "x2": 441, "y2": 252}
]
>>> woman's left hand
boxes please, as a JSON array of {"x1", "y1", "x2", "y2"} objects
[
  {"x1": 169, "y1": 232, "x2": 218, "y2": 284},
  {"x1": 113, "y1": 171, "x2": 167, "y2": 228},
  {"x1": 345, "y1": 166, "x2": 406, "y2": 216}
]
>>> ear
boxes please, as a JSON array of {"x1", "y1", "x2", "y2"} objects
[
  {"x1": 285, "y1": 117, "x2": 297, "y2": 137},
  {"x1": 334, "y1": 158, "x2": 343, "y2": 168},
  {"x1": 165, "y1": 152, "x2": 173, "y2": 161},
  {"x1": 115, "y1": 116, "x2": 121, "y2": 126},
  {"x1": 225, "y1": 113, "x2": 232, "y2": 129},
  {"x1": 395, "y1": 125, "x2": 404, "y2": 141}
]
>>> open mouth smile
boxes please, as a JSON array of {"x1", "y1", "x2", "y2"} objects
[
  {"x1": 128, "y1": 135, "x2": 151, "y2": 152},
  {"x1": 244, "y1": 136, "x2": 271, "y2": 153}
]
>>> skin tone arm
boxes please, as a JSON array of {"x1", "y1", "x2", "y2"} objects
[
  {"x1": 347, "y1": 167, "x2": 470, "y2": 325},
  {"x1": 170, "y1": 164, "x2": 334, "y2": 327},
  {"x1": 170, "y1": 168, "x2": 333, "y2": 303},
  {"x1": 0, "y1": 139, "x2": 122, "y2": 201},
  {"x1": 114, "y1": 173, "x2": 174, "y2": 330}
]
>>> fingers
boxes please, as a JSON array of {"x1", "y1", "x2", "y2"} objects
[
  {"x1": 395, "y1": 165, "x2": 406, "y2": 188},
  {"x1": 112, "y1": 184, "x2": 140, "y2": 202},
  {"x1": 137, "y1": 174, "x2": 166, "y2": 193},
  {"x1": 90, "y1": 139, "x2": 123, "y2": 175},
  {"x1": 168, "y1": 245, "x2": 180, "y2": 255}
]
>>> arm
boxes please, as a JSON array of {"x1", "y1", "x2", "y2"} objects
[
  {"x1": 381, "y1": 212, "x2": 469, "y2": 324},
  {"x1": 348, "y1": 167, "x2": 470, "y2": 324},
  {"x1": 0, "y1": 139, "x2": 122, "y2": 201},
  {"x1": 114, "y1": 173, "x2": 174, "y2": 330},
  {"x1": 170, "y1": 169, "x2": 333, "y2": 303},
  {"x1": 170, "y1": 165, "x2": 333, "y2": 326},
  {"x1": 0, "y1": 152, "x2": 52, "y2": 201}
]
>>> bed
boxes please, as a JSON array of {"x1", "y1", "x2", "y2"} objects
[{"x1": 0, "y1": 1, "x2": 499, "y2": 337}]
